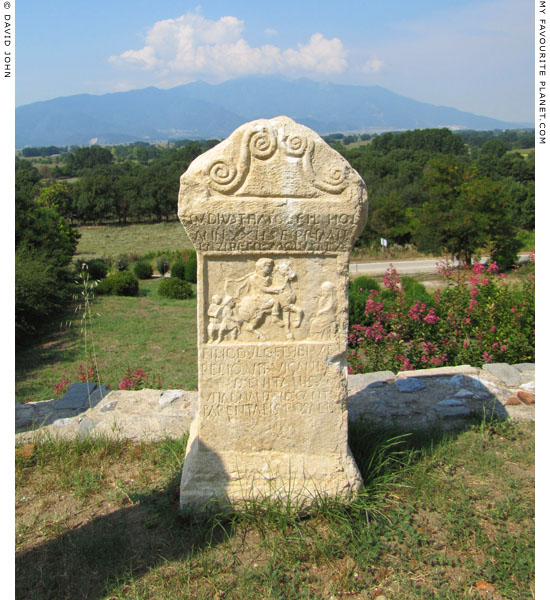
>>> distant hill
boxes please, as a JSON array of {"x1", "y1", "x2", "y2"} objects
[{"x1": 15, "y1": 76, "x2": 533, "y2": 147}]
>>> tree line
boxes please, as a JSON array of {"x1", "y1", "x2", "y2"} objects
[
  {"x1": 334, "y1": 128, "x2": 534, "y2": 266},
  {"x1": 15, "y1": 128, "x2": 534, "y2": 345}
]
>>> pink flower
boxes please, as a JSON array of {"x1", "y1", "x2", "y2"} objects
[
  {"x1": 423, "y1": 310, "x2": 439, "y2": 324},
  {"x1": 470, "y1": 287, "x2": 478, "y2": 297},
  {"x1": 482, "y1": 351, "x2": 492, "y2": 363},
  {"x1": 464, "y1": 317, "x2": 471, "y2": 324},
  {"x1": 490, "y1": 326, "x2": 497, "y2": 333},
  {"x1": 500, "y1": 345, "x2": 507, "y2": 351},
  {"x1": 487, "y1": 262, "x2": 499, "y2": 273},
  {"x1": 463, "y1": 340, "x2": 469, "y2": 348},
  {"x1": 468, "y1": 299, "x2": 477, "y2": 310},
  {"x1": 472, "y1": 262, "x2": 485, "y2": 274}
]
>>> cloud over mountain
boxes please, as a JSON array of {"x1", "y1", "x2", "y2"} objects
[{"x1": 108, "y1": 14, "x2": 348, "y2": 82}]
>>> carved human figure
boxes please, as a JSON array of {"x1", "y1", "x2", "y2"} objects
[
  {"x1": 234, "y1": 258, "x2": 285, "y2": 339},
  {"x1": 309, "y1": 281, "x2": 337, "y2": 341},
  {"x1": 216, "y1": 296, "x2": 240, "y2": 343},
  {"x1": 206, "y1": 294, "x2": 223, "y2": 342},
  {"x1": 273, "y1": 260, "x2": 304, "y2": 340}
]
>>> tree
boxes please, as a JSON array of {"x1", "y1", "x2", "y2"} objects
[
  {"x1": 36, "y1": 182, "x2": 75, "y2": 222},
  {"x1": 414, "y1": 158, "x2": 504, "y2": 265}
]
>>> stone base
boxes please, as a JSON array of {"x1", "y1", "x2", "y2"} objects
[{"x1": 179, "y1": 422, "x2": 363, "y2": 512}]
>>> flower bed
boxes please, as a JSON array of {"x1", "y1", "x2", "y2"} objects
[{"x1": 348, "y1": 257, "x2": 534, "y2": 374}]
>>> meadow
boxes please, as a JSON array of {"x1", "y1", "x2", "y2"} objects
[
  {"x1": 15, "y1": 277, "x2": 198, "y2": 404},
  {"x1": 16, "y1": 418, "x2": 534, "y2": 599}
]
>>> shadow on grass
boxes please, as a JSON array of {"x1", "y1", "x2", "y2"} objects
[
  {"x1": 16, "y1": 317, "x2": 82, "y2": 377},
  {"x1": 15, "y1": 469, "x2": 232, "y2": 600}
]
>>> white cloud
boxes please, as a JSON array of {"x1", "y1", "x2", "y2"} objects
[
  {"x1": 109, "y1": 14, "x2": 348, "y2": 81},
  {"x1": 265, "y1": 28, "x2": 278, "y2": 38},
  {"x1": 362, "y1": 58, "x2": 383, "y2": 74}
]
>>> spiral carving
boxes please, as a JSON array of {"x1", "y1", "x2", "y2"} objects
[
  {"x1": 320, "y1": 163, "x2": 348, "y2": 188},
  {"x1": 208, "y1": 159, "x2": 238, "y2": 189},
  {"x1": 249, "y1": 126, "x2": 277, "y2": 159},
  {"x1": 283, "y1": 134, "x2": 307, "y2": 157}
]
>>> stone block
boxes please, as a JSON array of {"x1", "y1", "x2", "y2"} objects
[
  {"x1": 56, "y1": 382, "x2": 98, "y2": 410},
  {"x1": 177, "y1": 116, "x2": 368, "y2": 510},
  {"x1": 482, "y1": 363, "x2": 521, "y2": 387},
  {"x1": 394, "y1": 378, "x2": 427, "y2": 393}
]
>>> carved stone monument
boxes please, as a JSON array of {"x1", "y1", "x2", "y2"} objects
[{"x1": 178, "y1": 116, "x2": 368, "y2": 510}]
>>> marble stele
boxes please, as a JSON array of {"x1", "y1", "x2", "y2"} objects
[{"x1": 178, "y1": 116, "x2": 368, "y2": 510}]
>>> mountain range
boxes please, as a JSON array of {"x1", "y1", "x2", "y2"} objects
[{"x1": 15, "y1": 76, "x2": 533, "y2": 147}]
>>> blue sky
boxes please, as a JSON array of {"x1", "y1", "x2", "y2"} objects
[{"x1": 16, "y1": 0, "x2": 534, "y2": 123}]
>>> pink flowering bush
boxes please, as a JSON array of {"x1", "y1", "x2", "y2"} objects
[
  {"x1": 118, "y1": 367, "x2": 162, "y2": 390},
  {"x1": 348, "y1": 258, "x2": 534, "y2": 373}
]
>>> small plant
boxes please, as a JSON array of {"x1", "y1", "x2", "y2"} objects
[
  {"x1": 78, "y1": 363, "x2": 96, "y2": 382},
  {"x1": 133, "y1": 260, "x2": 153, "y2": 280},
  {"x1": 170, "y1": 259, "x2": 186, "y2": 280},
  {"x1": 96, "y1": 271, "x2": 139, "y2": 297},
  {"x1": 114, "y1": 254, "x2": 129, "y2": 271},
  {"x1": 158, "y1": 277, "x2": 194, "y2": 300},
  {"x1": 156, "y1": 256, "x2": 170, "y2": 276},
  {"x1": 118, "y1": 367, "x2": 162, "y2": 390},
  {"x1": 52, "y1": 376, "x2": 69, "y2": 395}
]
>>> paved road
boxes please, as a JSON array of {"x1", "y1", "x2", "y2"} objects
[{"x1": 349, "y1": 253, "x2": 532, "y2": 276}]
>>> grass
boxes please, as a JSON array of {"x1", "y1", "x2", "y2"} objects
[
  {"x1": 15, "y1": 277, "x2": 198, "y2": 404},
  {"x1": 75, "y1": 221, "x2": 194, "y2": 261},
  {"x1": 15, "y1": 417, "x2": 534, "y2": 599}
]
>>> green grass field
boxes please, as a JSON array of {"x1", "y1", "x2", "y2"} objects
[
  {"x1": 15, "y1": 278, "x2": 198, "y2": 404},
  {"x1": 75, "y1": 221, "x2": 194, "y2": 260},
  {"x1": 15, "y1": 418, "x2": 534, "y2": 599}
]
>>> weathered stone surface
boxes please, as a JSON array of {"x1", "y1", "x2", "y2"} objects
[
  {"x1": 177, "y1": 116, "x2": 368, "y2": 510},
  {"x1": 517, "y1": 391, "x2": 535, "y2": 405},
  {"x1": 394, "y1": 378, "x2": 427, "y2": 393},
  {"x1": 15, "y1": 365, "x2": 536, "y2": 445},
  {"x1": 347, "y1": 371, "x2": 395, "y2": 391},
  {"x1": 505, "y1": 396, "x2": 521, "y2": 406},
  {"x1": 512, "y1": 363, "x2": 535, "y2": 372},
  {"x1": 55, "y1": 382, "x2": 98, "y2": 410},
  {"x1": 436, "y1": 399, "x2": 465, "y2": 407},
  {"x1": 482, "y1": 363, "x2": 522, "y2": 387}
]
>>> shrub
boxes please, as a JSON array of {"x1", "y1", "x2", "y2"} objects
[
  {"x1": 170, "y1": 260, "x2": 186, "y2": 280},
  {"x1": 348, "y1": 260, "x2": 535, "y2": 374},
  {"x1": 184, "y1": 250, "x2": 197, "y2": 283},
  {"x1": 349, "y1": 277, "x2": 381, "y2": 328},
  {"x1": 15, "y1": 246, "x2": 71, "y2": 344},
  {"x1": 133, "y1": 261, "x2": 153, "y2": 280},
  {"x1": 96, "y1": 271, "x2": 139, "y2": 297},
  {"x1": 351, "y1": 276, "x2": 380, "y2": 293},
  {"x1": 157, "y1": 256, "x2": 170, "y2": 276},
  {"x1": 158, "y1": 278, "x2": 194, "y2": 300},
  {"x1": 400, "y1": 276, "x2": 433, "y2": 307},
  {"x1": 83, "y1": 258, "x2": 108, "y2": 280},
  {"x1": 114, "y1": 254, "x2": 129, "y2": 271}
]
